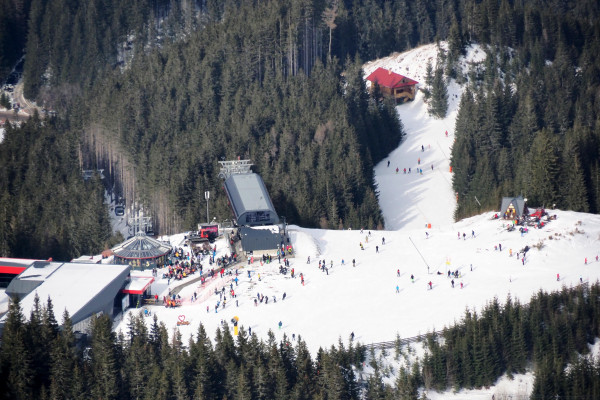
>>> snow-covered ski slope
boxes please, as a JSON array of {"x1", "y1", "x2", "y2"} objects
[
  {"x1": 365, "y1": 43, "x2": 486, "y2": 231},
  {"x1": 112, "y1": 44, "x2": 600, "y2": 361}
]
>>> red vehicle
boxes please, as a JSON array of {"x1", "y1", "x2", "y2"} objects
[
  {"x1": 199, "y1": 224, "x2": 219, "y2": 241},
  {"x1": 529, "y1": 208, "x2": 546, "y2": 220}
]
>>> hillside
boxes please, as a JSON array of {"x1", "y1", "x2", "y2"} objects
[
  {"x1": 107, "y1": 44, "x2": 600, "y2": 399},
  {"x1": 366, "y1": 43, "x2": 486, "y2": 230}
]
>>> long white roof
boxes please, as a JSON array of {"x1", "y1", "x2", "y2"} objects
[{"x1": 6, "y1": 262, "x2": 129, "y2": 323}]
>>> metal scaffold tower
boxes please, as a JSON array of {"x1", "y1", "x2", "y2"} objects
[
  {"x1": 218, "y1": 159, "x2": 253, "y2": 180},
  {"x1": 128, "y1": 215, "x2": 153, "y2": 235}
]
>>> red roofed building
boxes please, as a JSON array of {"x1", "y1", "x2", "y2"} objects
[{"x1": 366, "y1": 67, "x2": 418, "y2": 103}]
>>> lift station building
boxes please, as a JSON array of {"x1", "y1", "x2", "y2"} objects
[{"x1": 223, "y1": 172, "x2": 279, "y2": 227}]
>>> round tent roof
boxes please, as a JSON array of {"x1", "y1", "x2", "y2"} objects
[{"x1": 112, "y1": 232, "x2": 172, "y2": 260}]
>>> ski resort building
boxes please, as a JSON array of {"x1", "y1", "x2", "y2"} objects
[
  {"x1": 238, "y1": 226, "x2": 285, "y2": 256},
  {"x1": 500, "y1": 196, "x2": 527, "y2": 219},
  {"x1": 111, "y1": 232, "x2": 172, "y2": 270},
  {"x1": 2, "y1": 260, "x2": 131, "y2": 332},
  {"x1": 0, "y1": 257, "x2": 40, "y2": 287},
  {"x1": 366, "y1": 67, "x2": 418, "y2": 103},
  {"x1": 223, "y1": 173, "x2": 279, "y2": 227}
]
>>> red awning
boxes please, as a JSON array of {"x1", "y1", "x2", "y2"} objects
[
  {"x1": 121, "y1": 276, "x2": 155, "y2": 295},
  {"x1": 0, "y1": 265, "x2": 27, "y2": 275}
]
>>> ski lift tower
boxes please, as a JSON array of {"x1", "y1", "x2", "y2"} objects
[
  {"x1": 128, "y1": 214, "x2": 152, "y2": 235},
  {"x1": 218, "y1": 159, "x2": 253, "y2": 180}
]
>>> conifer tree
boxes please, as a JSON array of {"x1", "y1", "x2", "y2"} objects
[
  {"x1": 89, "y1": 314, "x2": 121, "y2": 400},
  {"x1": 0, "y1": 296, "x2": 33, "y2": 400},
  {"x1": 428, "y1": 66, "x2": 448, "y2": 119},
  {"x1": 49, "y1": 310, "x2": 76, "y2": 400}
]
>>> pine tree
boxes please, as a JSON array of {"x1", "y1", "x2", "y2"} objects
[
  {"x1": 194, "y1": 324, "x2": 219, "y2": 400},
  {"x1": 560, "y1": 134, "x2": 589, "y2": 212},
  {"x1": 528, "y1": 129, "x2": 560, "y2": 207},
  {"x1": 0, "y1": 296, "x2": 33, "y2": 400},
  {"x1": 428, "y1": 66, "x2": 448, "y2": 119},
  {"x1": 49, "y1": 310, "x2": 76, "y2": 399},
  {"x1": 89, "y1": 314, "x2": 121, "y2": 400}
]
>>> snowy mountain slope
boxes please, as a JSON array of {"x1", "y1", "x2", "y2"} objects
[
  {"x1": 365, "y1": 43, "x2": 486, "y2": 231},
  {"x1": 110, "y1": 43, "x2": 600, "y2": 399},
  {"x1": 2, "y1": 42, "x2": 598, "y2": 399},
  {"x1": 112, "y1": 44, "x2": 600, "y2": 358}
]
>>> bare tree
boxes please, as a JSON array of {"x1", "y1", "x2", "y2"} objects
[{"x1": 322, "y1": 0, "x2": 338, "y2": 61}]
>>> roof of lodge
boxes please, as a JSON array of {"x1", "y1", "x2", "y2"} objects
[
  {"x1": 0, "y1": 257, "x2": 40, "y2": 274},
  {"x1": 122, "y1": 275, "x2": 154, "y2": 295},
  {"x1": 500, "y1": 196, "x2": 527, "y2": 217},
  {"x1": 223, "y1": 173, "x2": 278, "y2": 219},
  {"x1": 366, "y1": 67, "x2": 418, "y2": 89},
  {"x1": 112, "y1": 232, "x2": 172, "y2": 260},
  {"x1": 3, "y1": 261, "x2": 130, "y2": 325},
  {"x1": 239, "y1": 226, "x2": 282, "y2": 252}
]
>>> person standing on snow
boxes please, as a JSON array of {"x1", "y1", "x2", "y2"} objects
[
  {"x1": 428, "y1": 281, "x2": 433, "y2": 290},
  {"x1": 557, "y1": 273, "x2": 560, "y2": 281},
  {"x1": 278, "y1": 321, "x2": 282, "y2": 330},
  {"x1": 396, "y1": 285, "x2": 400, "y2": 293}
]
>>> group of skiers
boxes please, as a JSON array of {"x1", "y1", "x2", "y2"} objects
[{"x1": 389, "y1": 143, "x2": 436, "y2": 175}]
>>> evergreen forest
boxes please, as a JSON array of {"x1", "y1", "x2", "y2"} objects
[{"x1": 2, "y1": 282, "x2": 600, "y2": 399}]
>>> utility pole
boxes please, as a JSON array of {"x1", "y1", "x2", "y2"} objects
[{"x1": 205, "y1": 191, "x2": 210, "y2": 224}]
